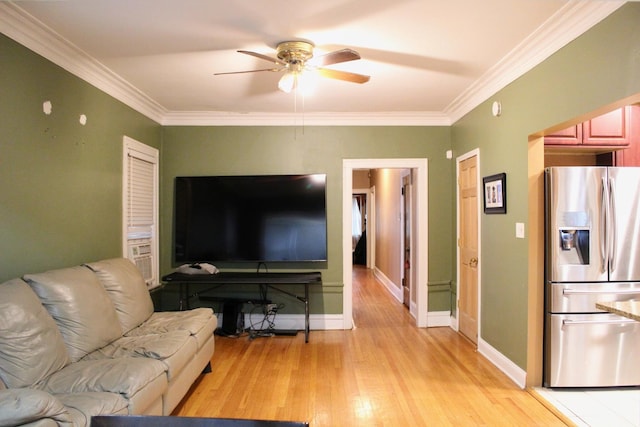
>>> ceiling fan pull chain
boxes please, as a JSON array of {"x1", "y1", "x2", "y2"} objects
[
  {"x1": 302, "y1": 89, "x2": 306, "y2": 135},
  {"x1": 293, "y1": 85, "x2": 298, "y2": 140}
]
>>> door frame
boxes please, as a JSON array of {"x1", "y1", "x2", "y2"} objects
[
  {"x1": 401, "y1": 171, "x2": 414, "y2": 312},
  {"x1": 455, "y1": 149, "x2": 481, "y2": 334},
  {"x1": 343, "y1": 158, "x2": 429, "y2": 329}
]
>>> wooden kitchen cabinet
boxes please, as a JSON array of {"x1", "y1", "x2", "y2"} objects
[
  {"x1": 544, "y1": 124, "x2": 582, "y2": 145},
  {"x1": 545, "y1": 106, "x2": 632, "y2": 147},
  {"x1": 583, "y1": 107, "x2": 631, "y2": 146},
  {"x1": 613, "y1": 105, "x2": 640, "y2": 166}
]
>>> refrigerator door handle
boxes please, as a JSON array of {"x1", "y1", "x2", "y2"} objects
[
  {"x1": 562, "y1": 318, "x2": 637, "y2": 326},
  {"x1": 600, "y1": 176, "x2": 609, "y2": 273},
  {"x1": 608, "y1": 177, "x2": 617, "y2": 273},
  {"x1": 562, "y1": 288, "x2": 640, "y2": 295}
]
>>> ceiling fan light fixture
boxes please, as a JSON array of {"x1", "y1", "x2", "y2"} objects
[
  {"x1": 278, "y1": 72, "x2": 297, "y2": 93},
  {"x1": 277, "y1": 70, "x2": 319, "y2": 95}
]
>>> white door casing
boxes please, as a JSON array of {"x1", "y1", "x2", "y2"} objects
[{"x1": 343, "y1": 158, "x2": 428, "y2": 329}]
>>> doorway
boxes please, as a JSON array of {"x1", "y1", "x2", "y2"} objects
[
  {"x1": 351, "y1": 189, "x2": 372, "y2": 268},
  {"x1": 343, "y1": 158, "x2": 428, "y2": 329}
]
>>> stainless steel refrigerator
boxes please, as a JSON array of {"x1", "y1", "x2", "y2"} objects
[{"x1": 544, "y1": 166, "x2": 640, "y2": 387}]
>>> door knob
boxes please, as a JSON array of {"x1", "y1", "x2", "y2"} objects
[{"x1": 469, "y1": 257, "x2": 478, "y2": 268}]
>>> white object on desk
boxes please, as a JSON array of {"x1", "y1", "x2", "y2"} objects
[{"x1": 176, "y1": 263, "x2": 219, "y2": 275}]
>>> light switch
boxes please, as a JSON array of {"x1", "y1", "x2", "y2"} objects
[{"x1": 516, "y1": 222, "x2": 525, "y2": 239}]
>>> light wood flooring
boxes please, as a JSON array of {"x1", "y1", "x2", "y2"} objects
[{"x1": 173, "y1": 266, "x2": 567, "y2": 426}]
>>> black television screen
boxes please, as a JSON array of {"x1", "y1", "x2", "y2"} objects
[{"x1": 173, "y1": 174, "x2": 327, "y2": 264}]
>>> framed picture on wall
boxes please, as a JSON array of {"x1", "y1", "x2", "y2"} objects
[{"x1": 483, "y1": 173, "x2": 506, "y2": 214}]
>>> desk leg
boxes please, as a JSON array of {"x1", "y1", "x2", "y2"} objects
[
  {"x1": 304, "y1": 283, "x2": 309, "y2": 343},
  {"x1": 178, "y1": 283, "x2": 190, "y2": 311},
  {"x1": 178, "y1": 283, "x2": 184, "y2": 311}
]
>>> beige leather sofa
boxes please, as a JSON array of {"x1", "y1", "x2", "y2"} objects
[{"x1": 0, "y1": 258, "x2": 216, "y2": 426}]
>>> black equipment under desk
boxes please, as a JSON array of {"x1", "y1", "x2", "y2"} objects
[{"x1": 162, "y1": 272, "x2": 322, "y2": 343}]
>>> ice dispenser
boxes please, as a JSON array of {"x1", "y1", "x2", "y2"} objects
[
  {"x1": 560, "y1": 230, "x2": 576, "y2": 250},
  {"x1": 558, "y1": 228, "x2": 589, "y2": 265},
  {"x1": 556, "y1": 210, "x2": 590, "y2": 265}
]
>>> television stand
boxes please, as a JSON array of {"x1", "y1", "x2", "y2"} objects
[{"x1": 162, "y1": 271, "x2": 322, "y2": 343}]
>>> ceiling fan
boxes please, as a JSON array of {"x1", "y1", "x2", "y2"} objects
[{"x1": 215, "y1": 40, "x2": 370, "y2": 93}]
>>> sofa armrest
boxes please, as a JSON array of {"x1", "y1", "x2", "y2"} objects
[{"x1": 0, "y1": 388, "x2": 72, "y2": 427}]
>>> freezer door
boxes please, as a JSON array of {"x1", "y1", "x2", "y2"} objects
[
  {"x1": 546, "y1": 167, "x2": 607, "y2": 282},
  {"x1": 608, "y1": 168, "x2": 640, "y2": 281},
  {"x1": 545, "y1": 313, "x2": 640, "y2": 387}
]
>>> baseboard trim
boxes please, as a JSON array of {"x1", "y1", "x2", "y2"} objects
[
  {"x1": 427, "y1": 311, "x2": 452, "y2": 327},
  {"x1": 373, "y1": 267, "x2": 403, "y2": 302},
  {"x1": 221, "y1": 313, "x2": 347, "y2": 332},
  {"x1": 238, "y1": 312, "x2": 453, "y2": 331},
  {"x1": 478, "y1": 337, "x2": 527, "y2": 388}
]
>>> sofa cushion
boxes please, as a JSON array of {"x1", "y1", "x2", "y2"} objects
[
  {"x1": 0, "y1": 388, "x2": 73, "y2": 427},
  {"x1": 83, "y1": 330, "x2": 191, "y2": 361},
  {"x1": 0, "y1": 279, "x2": 71, "y2": 389},
  {"x1": 82, "y1": 330, "x2": 196, "y2": 381},
  {"x1": 85, "y1": 258, "x2": 154, "y2": 334},
  {"x1": 24, "y1": 266, "x2": 123, "y2": 362},
  {"x1": 36, "y1": 358, "x2": 167, "y2": 400},
  {"x1": 127, "y1": 308, "x2": 213, "y2": 336},
  {"x1": 57, "y1": 392, "x2": 128, "y2": 426},
  {"x1": 126, "y1": 308, "x2": 216, "y2": 350}
]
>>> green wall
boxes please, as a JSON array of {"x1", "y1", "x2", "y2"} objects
[
  {"x1": 0, "y1": 34, "x2": 161, "y2": 281},
  {"x1": 160, "y1": 126, "x2": 452, "y2": 313},
  {"x1": 451, "y1": 3, "x2": 640, "y2": 369}
]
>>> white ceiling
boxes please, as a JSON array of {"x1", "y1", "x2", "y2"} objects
[{"x1": 0, "y1": 1, "x2": 627, "y2": 125}]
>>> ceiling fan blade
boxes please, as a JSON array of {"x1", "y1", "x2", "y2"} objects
[
  {"x1": 318, "y1": 68, "x2": 370, "y2": 84},
  {"x1": 214, "y1": 67, "x2": 284, "y2": 76},
  {"x1": 313, "y1": 48, "x2": 361, "y2": 66},
  {"x1": 238, "y1": 50, "x2": 286, "y2": 65}
]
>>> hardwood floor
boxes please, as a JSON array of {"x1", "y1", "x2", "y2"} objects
[{"x1": 173, "y1": 266, "x2": 567, "y2": 426}]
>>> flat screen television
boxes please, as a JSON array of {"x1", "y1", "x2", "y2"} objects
[{"x1": 173, "y1": 174, "x2": 327, "y2": 264}]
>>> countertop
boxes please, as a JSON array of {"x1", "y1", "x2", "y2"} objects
[{"x1": 596, "y1": 300, "x2": 640, "y2": 321}]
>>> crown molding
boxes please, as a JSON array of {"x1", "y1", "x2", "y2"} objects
[
  {"x1": 0, "y1": 1, "x2": 625, "y2": 127},
  {"x1": 444, "y1": 0, "x2": 625, "y2": 123},
  {"x1": 161, "y1": 111, "x2": 451, "y2": 126}
]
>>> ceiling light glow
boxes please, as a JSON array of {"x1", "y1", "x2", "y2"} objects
[{"x1": 278, "y1": 69, "x2": 319, "y2": 96}]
